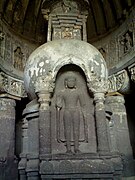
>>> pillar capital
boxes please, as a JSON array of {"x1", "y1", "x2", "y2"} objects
[
  {"x1": 0, "y1": 71, "x2": 26, "y2": 99},
  {"x1": 35, "y1": 75, "x2": 54, "y2": 110},
  {"x1": 94, "y1": 92, "x2": 105, "y2": 111}
]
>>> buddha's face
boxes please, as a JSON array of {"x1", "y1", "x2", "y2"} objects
[{"x1": 66, "y1": 77, "x2": 76, "y2": 88}]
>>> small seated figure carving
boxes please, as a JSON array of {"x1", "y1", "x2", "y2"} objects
[{"x1": 56, "y1": 76, "x2": 86, "y2": 154}]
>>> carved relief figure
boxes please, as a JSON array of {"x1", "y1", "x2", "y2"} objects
[
  {"x1": 108, "y1": 39, "x2": 118, "y2": 67},
  {"x1": 115, "y1": 72, "x2": 125, "y2": 90},
  {"x1": 53, "y1": 29, "x2": 61, "y2": 40},
  {"x1": 120, "y1": 31, "x2": 133, "y2": 54},
  {"x1": 10, "y1": 80, "x2": 20, "y2": 95},
  {"x1": 0, "y1": 31, "x2": 5, "y2": 57},
  {"x1": 56, "y1": 76, "x2": 86, "y2": 153},
  {"x1": 62, "y1": 0, "x2": 78, "y2": 13},
  {"x1": 62, "y1": 28, "x2": 73, "y2": 39},
  {"x1": 124, "y1": 32, "x2": 133, "y2": 53},
  {"x1": 13, "y1": 47, "x2": 24, "y2": 71}
]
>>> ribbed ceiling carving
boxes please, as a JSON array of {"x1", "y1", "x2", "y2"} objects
[{"x1": 0, "y1": 0, "x2": 134, "y2": 44}]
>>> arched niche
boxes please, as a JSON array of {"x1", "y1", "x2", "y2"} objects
[{"x1": 50, "y1": 64, "x2": 97, "y2": 154}]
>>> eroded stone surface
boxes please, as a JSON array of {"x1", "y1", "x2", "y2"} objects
[{"x1": 24, "y1": 39, "x2": 108, "y2": 99}]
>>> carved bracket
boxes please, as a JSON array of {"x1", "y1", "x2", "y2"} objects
[
  {"x1": 35, "y1": 74, "x2": 54, "y2": 94},
  {"x1": 108, "y1": 70, "x2": 130, "y2": 94},
  {"x1": 0, "y1": 71, "x2": 26, "y2": 98},
  {"x1": 35, "y1": 75, "x2": 55, "y2": 110},
  {"x1": 87, "y1": 73, "x2": 108, "y2": 94}
]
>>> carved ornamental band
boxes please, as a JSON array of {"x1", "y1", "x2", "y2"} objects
[
  {"x1": 0, "y1": 71, "x2": 26, "y2": 98},
  {"x1": 108, "y1": 70, "x2": 130, "y2": 94}
]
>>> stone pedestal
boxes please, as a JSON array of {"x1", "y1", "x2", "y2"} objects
[
  {"x1": 40, "y1": 155, "x2": 123, "y2": 180},
  {"x1": 106, "y1": 95, "x2": 134, "y2": 176},
  {"x1": 0, "y1": 97, "x2": 18, "y2": 180}
]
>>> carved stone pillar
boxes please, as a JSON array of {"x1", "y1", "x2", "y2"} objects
[
  {"x1": 35, "y1": 76, "x2": 54, "y2": 156},
  {"x1": 18, "y1": 117, "x2": 28, "y2": 180},
  {"x1": 0, "y1": 97, "x2": 18, "y2": 179},
  {"x1": 105, "y1": 102, "x2": 118, "y2": 154},
  {"x1": 38, "y1": 92, "x2": 51, "y2": 155},
  {"x1": 106, "y1": 95, "x2": 134, "y2": 175},
  {"x1": 94, "y1": 92, "x2": 110, "y2": 154},
  {"x1": 25, "y1": 101, "x2": 39, "y2": 180}
]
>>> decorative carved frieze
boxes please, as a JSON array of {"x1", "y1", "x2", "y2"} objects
[
  {"x1": 128, "y1": 63, "x2": 135, "y2": 83},
  {"x1": 34, "y1": 74, "x2": 55, "y2": 110},
  {"x1": 35, "y1": 75, "x2": 54, "y2": 94},
  {"x1": 108, "y1": 70, "x2": 130, "y2": 94},
  {"x1": 87, "y1": 74, "x2": 108, "y2": 94},
  {"x1": 0, "y1": 20, "x2": 36, "y2": 74},
  {"x1": 51, "y1": 14, "x2": 87, "y2": 41},
  {"x1": 93, "y1": 8, "x2": 135, "y2": 70},
  {"x1": 0, "y1": 71, "x2": 26, "y2": 98}
]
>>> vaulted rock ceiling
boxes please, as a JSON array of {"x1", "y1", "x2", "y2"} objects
[{"x1": 0, "y1": 0, "x2": 134, "y2": 44}]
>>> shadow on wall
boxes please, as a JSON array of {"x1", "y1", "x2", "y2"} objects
[{"x1": 125, "y1": 91, "x2": 135, "y2": 159}]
